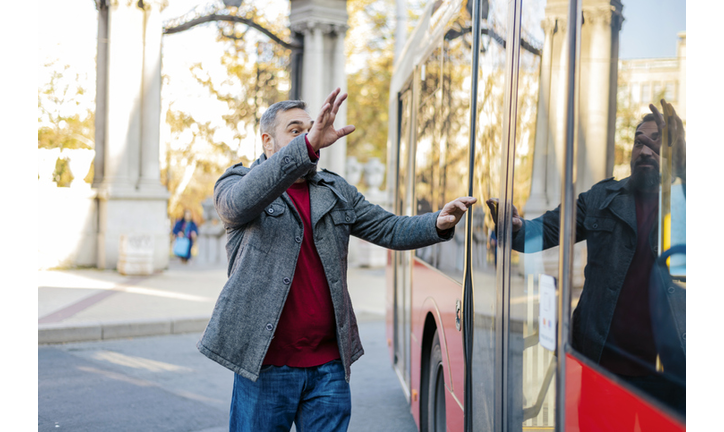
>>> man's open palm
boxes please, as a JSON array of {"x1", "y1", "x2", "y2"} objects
[{"x1": 307, "y1": 88, "x2": 356, "y2": 152}]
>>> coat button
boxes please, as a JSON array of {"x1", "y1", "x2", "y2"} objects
[
  {"x1": 265, "y1": 323, "x2": 273, "y2": 331},
  {"x1": 268, "y1": 208, "x2": 274, "y2": 214},
  {"x1": 295, "y1": 236, "x2": 302, "y2": 243},
  {"x1": 682, "y1": 332, "x2": 686, "y2": 341},
  {"x1": 345, "y1": 215, "x2": 351, "y2": 222},
  {"x1": 592, "y1": 223, "x2": 598, "y2": 229},
  {"x1": 667, "y1": 286, "x2": 676, "y2": 294},
  {"x1": 284, "y1": 156, "x2": 291, "y2": 163},
  {"x1": 283, "y1": 277, "x2": 291, "y2": 284}
]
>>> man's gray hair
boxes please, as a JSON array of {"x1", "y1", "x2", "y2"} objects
[{"x1": 260, "y1": 100, "x2": 307, "y2": 137}]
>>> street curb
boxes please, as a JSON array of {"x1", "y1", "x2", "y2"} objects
[{"x1": 38, "y1": 315, "x2": 211, "y2": 345}]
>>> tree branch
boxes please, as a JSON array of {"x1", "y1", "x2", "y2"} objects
[{"x1": 163, "y1": 14, "x2": 302, "y2": 51}]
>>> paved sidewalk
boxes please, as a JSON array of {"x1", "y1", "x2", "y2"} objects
[{"x1": 38, "y1": 258, "x2": 388, "y2": 344}]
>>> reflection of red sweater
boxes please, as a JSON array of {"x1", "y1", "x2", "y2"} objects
[
  {"x1": 262, "y1": 139, "x2": 340, "y2": 367},
  {"x1": 600, "y1": 191, "x2": 658, "y2": 376}
]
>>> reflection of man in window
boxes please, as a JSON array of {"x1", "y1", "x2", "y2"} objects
[{"x1": 487, "y1": 100, "x2": 686, "y2": 413}]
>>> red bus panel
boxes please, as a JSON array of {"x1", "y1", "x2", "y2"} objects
[{"x1": 565, "y1": 353, "x2": 685, "y2": 432}]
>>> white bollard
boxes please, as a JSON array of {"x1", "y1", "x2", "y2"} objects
[{"x1": 117, "y1": 234, "x2": 155, "y2": 275}]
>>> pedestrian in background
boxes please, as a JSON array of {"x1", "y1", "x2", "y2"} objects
[
  {"x1": 172, "y1": 209, "x2": 198, "y2": 263},
  {"x1": 197, "y1": 88, "x2": 476, "y2": 432}
]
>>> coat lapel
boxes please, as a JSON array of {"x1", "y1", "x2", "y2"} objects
[{"x1": 308, "y1": 175, "x2": 345, "y2": 228}]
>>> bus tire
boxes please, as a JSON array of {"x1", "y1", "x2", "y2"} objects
[{"x1": 424, "y1": 329, "x2": 446, "y2": 432}]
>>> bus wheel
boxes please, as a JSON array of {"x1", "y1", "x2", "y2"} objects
[{"x1": 424, "y1": 329, "x2": 446, "y2": 432}]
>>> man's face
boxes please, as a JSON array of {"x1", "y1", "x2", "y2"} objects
[
  {"x1": 262, "y1": 108, "x2": 313, "y2": 157},
  {"x1": 630, "y1": 120, "x2": 661, "y2": 191}
]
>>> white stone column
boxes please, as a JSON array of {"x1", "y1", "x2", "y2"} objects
[
  {"x1": 548, "y1": 16, "x2": 568, "y2": 207},
  {"x1": 526, "y1": 18, "x2": 557, "y2": 218},
  {"x1": 301, "y1": 25, "x2": 315, "y2": 105},
  {"x1": 677, "y1": 32, "x2": 686, "y2": 121},
  {"x1": 138, "y1": 0, "x2": 165, "y2": 192},
  {"x1": 312, "y1": 26, "x2": 325, "y2": 112},
  {"x1": 322, "y1": 25, "x2": 348, "y2": 175},
  {"x1": 94, "y1": 0, "x2": 169, "y2": 272},
  {"x1": 290, "y1": 0, "x2": 349, "y2": 175},
  {"x1": 93, "y1": 2, "x2": 109, "y2": 187},
  {"x1": 580, "y1": 7, "x2": 614, "y2": 191},
  {"x1": 103, "y1": 0, "x2": 144, "y2": 189}
]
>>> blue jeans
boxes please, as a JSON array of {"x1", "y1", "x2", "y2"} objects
[{"x1": 229, "y1": 359, "x2": 351, "y2": 432}]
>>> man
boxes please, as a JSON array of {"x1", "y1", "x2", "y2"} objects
[
  {"x1": 197, "y1": 89, "x2": 476, "y2": 431},
  {"x1": 487, "y1": 99, "x2": 685, "y2": 413}
]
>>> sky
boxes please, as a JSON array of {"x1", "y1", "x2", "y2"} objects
[{"x1": 618, "y1": 0, "x2": 686, "y2": 59}]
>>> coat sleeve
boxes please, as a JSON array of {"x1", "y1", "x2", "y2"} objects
[
  {"x1": 346, "y1": 185, "x2": 453, "y2": 251},
  {"x1": 214, "y1": 135, "x2": 318, "y2": 229},
  {"x1": 510, "y1": 191, "x2": 589, "y2": 253}
]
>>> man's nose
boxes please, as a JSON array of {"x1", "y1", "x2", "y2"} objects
[{"x1": 641, "y1": 142, "x2": 658, "y2": 157}]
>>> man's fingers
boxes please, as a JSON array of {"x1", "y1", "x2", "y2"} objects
[
  {"x1": 637, "y1": 134, "x2": 660, "y2": 154},
  {"x1": 649, "y1": 103, "x2": 665, "y2": 129},
  {"x1": 336, "y1": 125, "x2": 356, "y2": 138},
  {"x1": 332, "y1": 92, "x2": 348, "y2": 115},
  {"x1": 316, "y1": 102, "x2": 331, "y2": 124},
  {"x1": 323, "y1": 88, "x2": 340, "y2": 108}
]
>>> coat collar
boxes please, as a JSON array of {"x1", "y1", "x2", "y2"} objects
[{"x1": 251, "y1": 153, "x2": 347, "y2": 227}]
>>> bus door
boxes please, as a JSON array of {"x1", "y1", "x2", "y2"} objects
[
  {"x1": 394, "y1": 85, "x2": 415, "y2": 395},
  {"x1": 469, "y1": 0, "x2": 567, "y2": 430}
]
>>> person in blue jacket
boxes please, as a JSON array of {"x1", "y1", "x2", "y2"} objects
[{"x1": 172, "y1": 209, "x2": 198, "y2": 263}]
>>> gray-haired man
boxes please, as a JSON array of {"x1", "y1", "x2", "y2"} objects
[{"x1": 198, "y1": 89, "x2": 476, "y2": 431}]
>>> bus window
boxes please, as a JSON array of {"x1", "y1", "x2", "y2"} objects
[
  {"x1": 434, "y1": 18, "x2": 474, "y2": 283},
  {"x1": 394, "y1": 86, "x2": 414, "y2": 391},
  {"x1": 507, "y1": 0, "x2": 555, "y2": 429},
  {"x1": 500, "y1": 0, "x2": 687, "y2": 424},
  {"x1": 470, "y1": 0, "x2": 508, "y2": 430},
  {"x1": 415, "y1": 46, "x2": 442, "y2": 267},
  {"x1": 574, "y1": 0, "x2": 687, "y2": 422}
]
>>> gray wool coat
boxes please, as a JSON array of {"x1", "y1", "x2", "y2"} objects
[{"x1": 197, "y1": 134, "x2": 452, "y2": 382}]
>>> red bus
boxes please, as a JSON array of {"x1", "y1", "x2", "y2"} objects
[{"x1": 384, "y1": 0, "x2": 686, "y2": 430}]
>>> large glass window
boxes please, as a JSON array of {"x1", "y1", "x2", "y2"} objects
[
  {"x1": 415, "y1": 46, "x2": 442, "y2": 267},
  {"x1": 504, "y1": 0, "x2": 688, "y2": 422},
  {"x1": 580, "y1": 0, "x2": 686, "y2": 419},
  {"x1": 432, "y1": 18, "x2": 474, "y2": 283},
  {"x1": 470, "y1": 0, "x2": 508, "y2": 429},
  {"x1": 507, "y1": 0, "x2": 555, "y2": 429}
]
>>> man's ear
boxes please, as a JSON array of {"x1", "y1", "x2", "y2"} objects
[{"x1": 261, "y1": 133, "x2": 274, "y2": 157}]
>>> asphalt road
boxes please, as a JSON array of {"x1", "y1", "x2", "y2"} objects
[{"x1": 38, "y1": 314, "x2": 418, "y2": 432}]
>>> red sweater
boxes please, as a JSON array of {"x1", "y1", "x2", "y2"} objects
[{"x1": 262, "y1": 138, "x2": 340, "y2": 367}]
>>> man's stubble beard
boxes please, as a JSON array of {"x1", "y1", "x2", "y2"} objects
[{"x1": 630, "y1": 162, "x2": 660, "y2": 192}]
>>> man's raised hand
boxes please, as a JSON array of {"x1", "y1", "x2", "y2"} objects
[
  {"x1": 436, "y1": 197, "x2": 477, "y2": 231},
  {"x1": 648, "y1": 99, "x2": 686, "y2": 182},
  {"x1": 306, "y1": 88, "x2": 356, "y2": 152}
]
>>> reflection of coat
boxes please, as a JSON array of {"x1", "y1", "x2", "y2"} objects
[
  {"x1": 198, "y1": 135, "x2": 452, "y2": 383},
  {"x1": 172, "y1": 219, "x2": 198, "y2": 258},
  {"x1": 511, "y1": 176, "x2": 663, "y2": 364}
]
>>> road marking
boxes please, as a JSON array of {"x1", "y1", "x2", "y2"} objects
[{"x1": 92, "y1": 350, "x2": 192, "y2": 373}]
